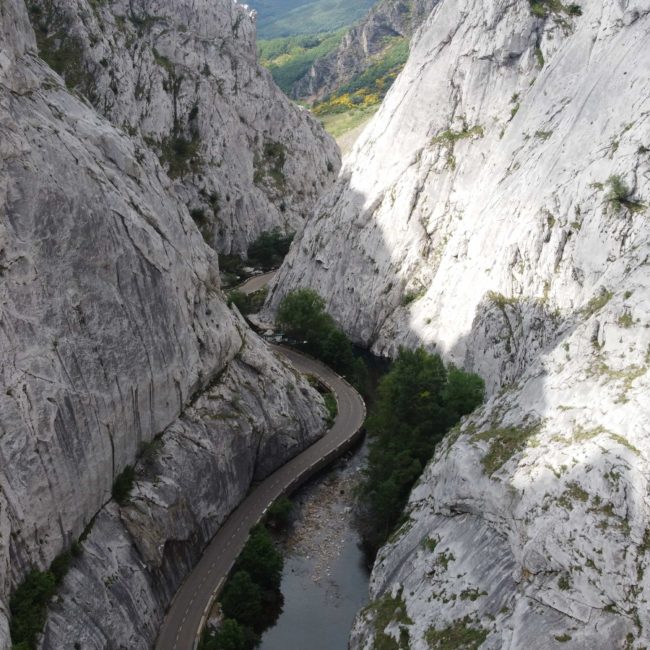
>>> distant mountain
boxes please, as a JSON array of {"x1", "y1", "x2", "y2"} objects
[
  {"x1": 249, "y1": 0, "x2": 377, "y2": 39},
  {"x1": 258, "y1": 0, "x2": 433, "y2": 143},
  {"x1": 291, "y1": 0, "x2": 433, "y2": 103}
]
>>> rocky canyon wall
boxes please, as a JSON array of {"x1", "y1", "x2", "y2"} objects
[
  {"x1": 268, "y1": 0, "x2": 650, "y2": 646},
  {"x1": 0, "y1": 0, "x2": 328, "y2": 646}
]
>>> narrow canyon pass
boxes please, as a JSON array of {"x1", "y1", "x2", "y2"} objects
[{"x1": 1, "y1": 0, "x2": 649, "y2": 648}]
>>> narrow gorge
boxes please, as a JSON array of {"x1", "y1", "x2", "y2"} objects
[{"x1": 1, "y1": 0, "x2": 649, "y2": 649}]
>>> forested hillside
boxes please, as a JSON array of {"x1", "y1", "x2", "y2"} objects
[{"x1": 249, "y1": 0, "x2": 376, "y2": 39}]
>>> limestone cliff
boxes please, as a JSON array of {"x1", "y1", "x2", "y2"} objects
[
  {"x1": 26, "y1": 0, "x2": 340, "y2": 254},
  {"x1": 0, "y1": 0, "x2": 326, "y2": 647},
  {"x1": 268, "y1": 0, "x2": 650, "y2": 646},
  {"x1": 291, "y1": 0, "x2": 432, "y2": 103}
]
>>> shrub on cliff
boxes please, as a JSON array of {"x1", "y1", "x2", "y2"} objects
[
  {"x1": 247, "y1": 229, "x2": 294, "y2": 270},
  {"x1": 111, "y1": 464, "x2": 135, "y2": 505}
]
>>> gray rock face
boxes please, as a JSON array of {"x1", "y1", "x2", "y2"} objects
[
  {"x1": 291, "y1": 0, "x2": 433, "y2": 103},
  {"x1": 0, "y1": 1, "x2": 325, "y2": 647},
  {"x1": 267, "y1": 0, "x2": 650, "y2": 646},
  {"x1": 26, "y1": 0, "x2": 340, "y2": 254},
  {"x1": 40, "y1": 332, "x2": 325, "y2": 649}
]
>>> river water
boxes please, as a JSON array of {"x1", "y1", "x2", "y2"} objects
[{"x1": 260, "y1": 443, "x2": 370, "y2": 650}]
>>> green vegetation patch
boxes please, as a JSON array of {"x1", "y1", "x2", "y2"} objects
[
  {"x1": 586, "y1": 357, "x2": 647, "y2": 403},
  {"x1": 200, "y1": 618, "x2": 257, "y2": 650},
  {"x1": 312, "y1": 37, "x2": 410, "y2": 124},
  {"x1": 605, "y1": 175, "x2": 646, "y2": 213},
  {"x1": 425, "y1": 617, "x2": 488, "y2": 649},
  {"x1": 324, "y1": 392, "x2": 338, "y2": 427},
  {"x1": 10, "y1": 545, "x2": 81, "y2": 649},
  {"x1": 254, "y1": 142, "x2": 287, "y2": 189},
  {"x1": 247, "y1": 229, "x2": 294, "y2": 270},
  {"x1": 528, "y1": 0, "x2": 582, "y2": 18},
  {"x1": 112, "y1": 464, "x2": 135, "y2": 505},
  {"x1": 277, "y1": 288, "x2": 368, "y2": 390},
  {"x1": 159, "y1": 132, "x2": 201, "y2": 179},
  {"x1": 366, "y1": 590, "x2": 413, "y2": 650},
  {"x1": 609, "y1": 432, "x2": 641, "y2": 456},
  {"x1": 228, "y1": 287, "x2": 269, "y2": 315},
  {"x1": 259, "y1": 30, "x2": 346, "y2": 93},
  {"x1": 10, "y1": 570, "x2": 57, "y2": 649},
  {"x1": 473, "y1": 422, "x2": 543, "y2": 475},
  {"x1": 221, "y1": 229, "x2": 294, "y2": 288},
  {"x1": 358, "y1": 347, "x2": 484, "y2": 555},
  {"x1": 202, "y1": 524, "x2": 284, "y2": 649},
  {"x1": 431, "y1": 124, "x2": 484, "y2": 170},
  {"x1": 580, "y1": 289, "x2": 613, "y2": 318},
  {"x1": 251, "y1": 0, "x2": 376, "y2": 40},
  {"x1": 318, "y1": 105, "x2": 379, "y2": 139},
  {"x1": 265, "y1": 496, "x2": 293, "y2": 529}
]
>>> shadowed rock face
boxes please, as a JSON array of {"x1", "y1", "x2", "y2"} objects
[
  {"x1": 268, "y1": 0, "x2": 650, "y2": 646},
  {"x1": 0, "y1": 1, "x2": 326, "y2": 647},
  {"x1": 24, "y1": 0, "x2": 340, "y2": 255},
  {"x1": 291, "y1": 0, "x2": 433, "y2": 103}
]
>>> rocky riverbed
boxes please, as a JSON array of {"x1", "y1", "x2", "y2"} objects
[{"x1": 260, "y1": 444, "x2": 370, "y2": 650}]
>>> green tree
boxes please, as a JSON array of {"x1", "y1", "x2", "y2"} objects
[
  {"x1": 443, "y1": 365, "x2": 486, "y2": 426},
  {"x1": 201, "y1": 618, "x2": 255, "y2": 650},
  {"x1": 266, "y1": 496, "x2": 293, "y2": 529},
  {"x1": 112, "y1": 464, "x2": 135, "y2": 505},
  {"x1": 220, "y1": 572, "x2": 262, "y2": 629},
  {"x1": 247, "y1": 229, "x2": 294, "y2": 270},
  {"x1": 235, "y1": 525, "x2": 283, "y2": 592},
  {"x1": 320, "y1": 327, "x2": 355, "y2": 374},
  {"x1": 277, "y1": 288, "x2": 334, "y2": 348},
  {"x1": 358, "y1": 347, "x2": 485, "y2": 556},
  {"x1": 276, "y1": 288, "x2": 367, "y2": 385}
]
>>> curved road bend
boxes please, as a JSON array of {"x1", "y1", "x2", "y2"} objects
[
  {"x1": 155, "y1": 345, "x2": 366, "y2": 650},
  {"x1": 235, "y1": 270, "x2": 278, "y2": 295}
]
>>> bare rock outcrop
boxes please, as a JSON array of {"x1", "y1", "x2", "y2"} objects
[{"x1": 25, "y1": 0, "x2": 340, "y2": 254}]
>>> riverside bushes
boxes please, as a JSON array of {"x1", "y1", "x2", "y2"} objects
[
  {"x1": 201, "y1": 524, "x2": 284, "y2": 650},
  {"x1": 357, "y1": 347, "x2": 485, "y2": 557}
]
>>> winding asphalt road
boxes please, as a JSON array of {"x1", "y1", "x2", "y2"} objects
[
  {"x1": 235, "y1": 270, "x2": 277, "y2": 295},
  {"x1": 154, "y1": 345, "x2": 366, "y2": 650}
]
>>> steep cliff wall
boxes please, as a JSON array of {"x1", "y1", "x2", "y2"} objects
[
  {"x1": 291, "y1": 0, "x2": 432, "y2": 103},
  {"x1": 0, "y1": 1, "x2": 325, "y2": 647},
  {"x1": 25, "y1": 0, "x2": 340, "y2": 254},
  {"x1": 268, "y1": 0, "x2": 650, "y2": 646}
]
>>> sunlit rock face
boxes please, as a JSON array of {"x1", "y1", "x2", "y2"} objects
[
  {"x1": 0, "y1": 0, "x2": 326, "y2": 647},
  {"x1": 268, "y1": 0, "x2": 650, "y2": 646},
  {"x1": 23, "y1": 0, "x2": 340, "y2": 254}
]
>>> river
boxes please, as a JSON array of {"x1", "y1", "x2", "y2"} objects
[{"x1": 260, "y1": 442, "x2": 370, "y2": 650}]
